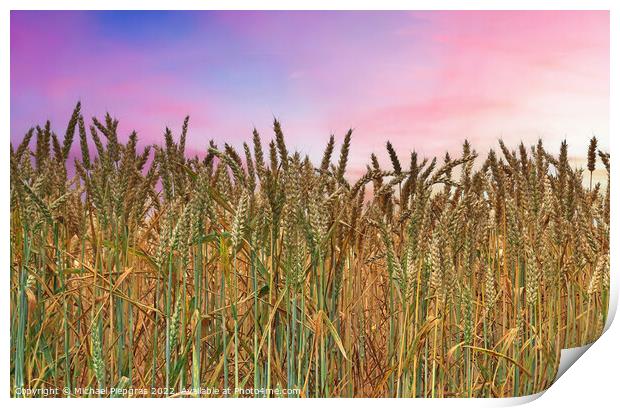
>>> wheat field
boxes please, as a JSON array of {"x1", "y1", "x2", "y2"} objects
[{"x1": 10, "y1": 103, "x2": 609, "y2": 397}]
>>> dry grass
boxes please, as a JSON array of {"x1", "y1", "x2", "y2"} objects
[{"x1": 10, "y1": 104, "x2": 609, "y2": 397}]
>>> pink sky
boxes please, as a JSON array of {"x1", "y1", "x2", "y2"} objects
[{"x1": 11, "y1": 11, "x2": 609, "y2": 176}]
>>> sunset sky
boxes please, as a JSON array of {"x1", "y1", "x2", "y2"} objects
[{"x1": 10, "y1": 11, "x2": 609, "y2": 178}]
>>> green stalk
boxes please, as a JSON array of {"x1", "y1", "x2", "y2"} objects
[
  {"x1": 165, "y1": 251, "x2": 173, "y2": 394},
  {"x1": 54, "y1": 223, "x2": 71, "y2": 393},
  {"x1": 251, "y1": 242, "x2": 259, "y2": 393},
  {"x1": 14, "y1": 223, "x2": 31, "y2": 395},
  {"x1": 221, "y1": 269, "x2": 228, "y2": 393},
  {"x1": 180, "y1": 256, "x2": 187, "y2": 391},
  {"x1": 233, "y1": 254, "x2": 239, "y2": 394},
  {"x1": 151, "y1": 276, "x2": 160, "y2": 391},
  {"x1": 192, "y1": 240, "x2": 203, "y2": 395}
]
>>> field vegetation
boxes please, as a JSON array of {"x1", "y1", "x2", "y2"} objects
[{"x1": 10, "y1": 104, "x2": 610, "y2": 397}]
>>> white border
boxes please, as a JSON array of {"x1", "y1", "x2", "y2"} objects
[{"x1": 1, "y1": 1, "x2": 617, "y2": 407}]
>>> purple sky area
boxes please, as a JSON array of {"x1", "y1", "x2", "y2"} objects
[{"x1": 11, "y1": 11, "x2": 609, "y2": 178}]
